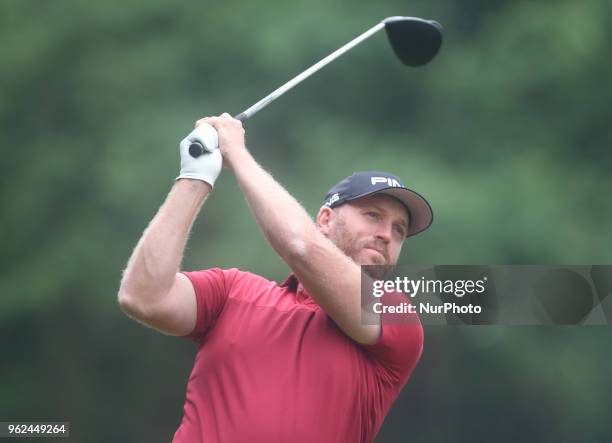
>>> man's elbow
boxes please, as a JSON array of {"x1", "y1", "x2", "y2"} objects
[
  {"x1": 117, "y1": 290, "x2": 138, "y2": 317},
  {"x1": 117, "y1": 289, "x2": 153, "y2": 321},
  {"x1": 350, "y1": 324, "x2": 382, "y2": 346},
  {"x1": 284, "y1": 230, "x2": 328, "y2": 264},
  {"x1": 285, "y1": 237, "x2": 309, "y2": 261}
]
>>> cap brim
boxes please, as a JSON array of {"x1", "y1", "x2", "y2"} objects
[{"x1": 373, "y1": 187, "x2": 433, "y2": 237}]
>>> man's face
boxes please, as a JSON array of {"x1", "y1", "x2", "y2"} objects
[{"x1": 318, "y1": 194, "x2": 409, "y2": 267}]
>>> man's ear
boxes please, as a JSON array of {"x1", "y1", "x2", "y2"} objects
[{"x1": 316, "y1": 206, "x2": 335, "y2": 235}]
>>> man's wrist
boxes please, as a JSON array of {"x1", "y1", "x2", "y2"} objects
[
  {"x1": 224, "y1": 145, "x2": 252, "y2": 170},
  {"x1": 175, "y1": 177, "x2": 212, "y2": 195}
]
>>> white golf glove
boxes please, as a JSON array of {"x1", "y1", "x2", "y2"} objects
[{"x1": 177, "y1": 123, "x2": 222, "y2": 187}]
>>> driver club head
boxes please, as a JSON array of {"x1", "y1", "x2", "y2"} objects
[{"x1": 383, "y1": 16, "x2": 443, "y2": 66}]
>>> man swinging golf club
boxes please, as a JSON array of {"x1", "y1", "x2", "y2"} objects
[
  {"x1": 119, "y1": 15, "x2": 441, "y2": 443},
  {"x1": 118, "y1": 113, "x2": 433, "y2": 442}
]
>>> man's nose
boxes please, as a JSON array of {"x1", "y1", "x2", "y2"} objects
[{"x1": 375, "y1": 223, "x2": 392, "y2": 244}]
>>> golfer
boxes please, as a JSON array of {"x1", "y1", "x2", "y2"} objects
[{"x1": 118, "y1": 113, "x2": 433, "y2": 443}]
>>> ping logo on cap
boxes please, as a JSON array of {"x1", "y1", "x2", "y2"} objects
[
  {"x1": 325, "y1": 193, "x2": 340, "y2": 207},
  {"x1": 371, "y1": 177, "x2": 402, "y2": 187}
]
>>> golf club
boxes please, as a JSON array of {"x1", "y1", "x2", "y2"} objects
[{"x1": 188, "y1": 16, "x2": 443, "y2": 158}]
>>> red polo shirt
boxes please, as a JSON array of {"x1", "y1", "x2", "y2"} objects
[{"x1": 172, "y1": 268, "x2": 423, "y2": 443}]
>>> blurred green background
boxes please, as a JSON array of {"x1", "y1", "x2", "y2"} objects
[{"x1": 1, "y1": 0, "x2": 611, "y2": 441}]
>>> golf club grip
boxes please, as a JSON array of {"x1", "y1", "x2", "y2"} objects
[
  {"x1": 189, "y1": 112, "x2": 248, "y2": 158},
  {"x1": 188, "y1": 142, "x2": 206, "y2": 158}
]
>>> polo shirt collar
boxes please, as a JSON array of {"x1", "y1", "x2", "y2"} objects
[
  {"x1": 280, "y1": 274, "x2": 299, "y2": 290},
  {"x1": 280, "y1": 274, "x2": 316, "y2": 305}
]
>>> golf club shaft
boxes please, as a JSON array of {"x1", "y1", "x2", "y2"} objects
[
  {"x1": 234, "y1": 21, "x2": 386, "y2": 121},
  {"x1": 189, "y1": 21, "x2": 386, "y2": 157}
]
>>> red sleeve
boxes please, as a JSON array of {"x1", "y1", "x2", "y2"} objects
[
  {"x1": 180, "y1": 268, "x2": 238, "y2": 341},
  {"x1": 362, "y1": 291, "x2": 424, "y2": 385}
]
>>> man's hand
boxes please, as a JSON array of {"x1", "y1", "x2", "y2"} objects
[
  {"x1": 196, "y1": 113, "x2": 247, "y2": 169},
  {"x1": 177, "y1": 123, "x2": 223, "y2": 187}
]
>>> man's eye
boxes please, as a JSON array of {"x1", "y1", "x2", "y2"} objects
[
  {"x1": 394, "y1": 224, "x2": 406, "y2": 237},
  {"x1": 366, "y1": 211, "x2": 380, "y2": 220}
]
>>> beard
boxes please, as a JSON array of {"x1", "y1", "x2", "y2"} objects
[{"x1": 327, "y1": 214, "x2": 394, "y2": 280}]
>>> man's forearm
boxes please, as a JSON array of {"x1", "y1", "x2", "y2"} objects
[
  {"x1": 119, "y1": 179, "x2": 210, "y2": 304},
  {"x1": 195, "y1": 114, "x2": 313, "y2": 261}
]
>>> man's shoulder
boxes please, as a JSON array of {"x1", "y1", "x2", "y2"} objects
[
  {"x1": 186, "y1": 267, "x2": 263, "y2": 279},
  {"x1": 190, "y1": 267, "x2": 286, "y2": 292},
  {"x1": 224, "y1": 268, "x2": 279, "y2": 284},
  {"x1": 186, "y1": 268, "x2": 292, "y2": 307}
]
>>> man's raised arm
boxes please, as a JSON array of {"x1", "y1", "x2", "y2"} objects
[
  {"x1": 205, "y1": 114, "x2": 380, "y2": 345},
  {"x1": 117, "y1": 125, "x2": 223, "y2": 336}
]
